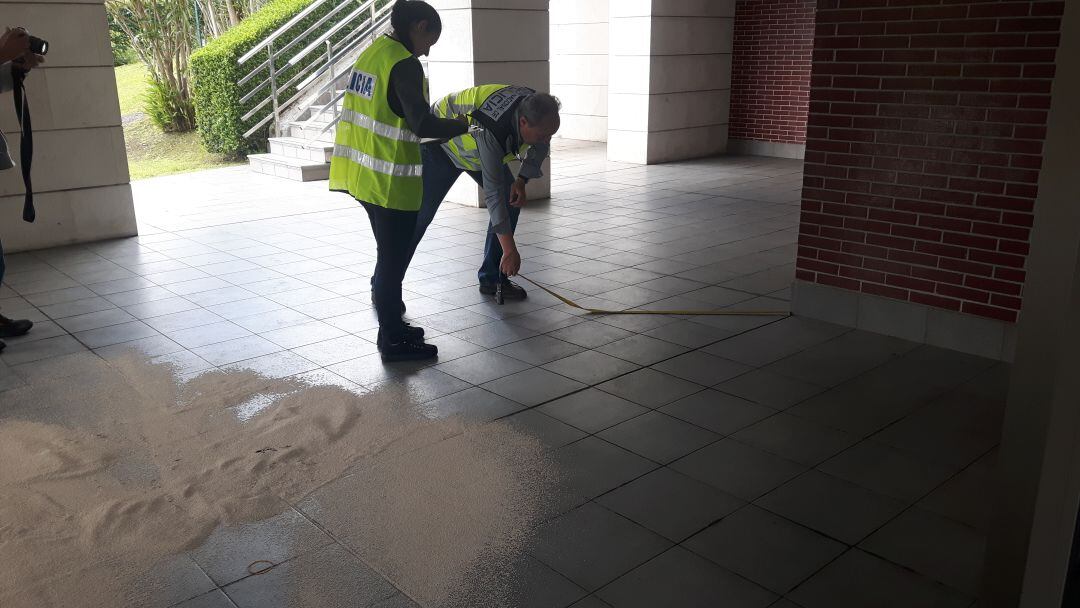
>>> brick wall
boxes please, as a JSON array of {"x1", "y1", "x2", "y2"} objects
[
  {"x1": 796, "y1": 0, "x2": 1065, "y2": 323},
  {"x1": 729, "y1": 0, "x2": 817, "y2": 144}
]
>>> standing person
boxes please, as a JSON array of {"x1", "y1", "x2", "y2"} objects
[
  {"x1": 398, "y1": 85, "x2": 560, "y2": 302},
  {"x1": 0, "y1": 27, "x2": 43, "y2": 354},
  {"x1": 329, "y1": 1, "x2": 467, "y2": 362}
]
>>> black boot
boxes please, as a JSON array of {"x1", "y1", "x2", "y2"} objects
[
  {"x1": 0, "y1": 314, "x2": 33, "y2": 338},
  {"x1": 377, "y1": 329, "x2": 437, "y2": 362},
  {"x1": 480, "y1": 279, "x2": 527, "y2": 300}
]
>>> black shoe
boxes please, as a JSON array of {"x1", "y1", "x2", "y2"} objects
[
  {"x1": 403, "y1": 323, "x2": 424, "y2": 340},
  {"x1": 480, "y1": 279, "x2": 527, "y2": 300},
  {"x1": 379, "y1": 338, "x2": 438, "y2": 362},
  {"x1": 0, "y1": 315, "x2": 32, "y2": 338}
]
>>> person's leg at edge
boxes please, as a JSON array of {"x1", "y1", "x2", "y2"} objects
[
  {"x1": 478, "y1": 167, "x2": 523, "y2": 296},
  {"x1": 0, "y1": 239, "x2": 32, "y2": 347}
]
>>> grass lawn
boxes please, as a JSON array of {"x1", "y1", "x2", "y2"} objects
[{"x1": 116, "y1": 63, "x2": 243, "y2": 180}]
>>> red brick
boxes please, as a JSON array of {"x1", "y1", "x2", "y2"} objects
[
  {"x1": 990, "y1": 294, "x2": 1024, "y2": 312},
  {"x1": 1015, "y1": 125, "x2": 1048, "y2": 139},
  {"x1": 942, "y1": 232, "x2": 999, "y2": 251},
  {"x1": 969, "y1": 250, "x2": 1027, "y2": 268},
  {"x1": 998, "y1": 18, "x2": 1062, "y2": 33},
  {"x1": 862, "y1": 258, "x2": 909, "y2": 276},
  {"x1": 1031, "y1": 2, "x2": 1066, "y2": 17},
  {"x1": 801, "y1": 235, "x2": 844, "y2": 252},
  {"x1": 955, "y1": 122, "x2": 1015, "y2": 138},
  {"x1": 995, "y1": 267, "x2": 1027, "y2": 283},
  {"x1": 969, "y1": 3, "x2": 1035, "y2": 18},
  {"x1": 800, "y1": 258, "x2": 841, "y2": 275},
  {"x1": 843, "y1": 242, "x2": 890, "y2": 259},
  {"x1": 1006, "y1": 183, "x2": 1039, "y2": 199},
  {"x1": 889, "y1": 249, "x2": 940, "y2": 267},
  {"x1": 972, "y1": 222, "x2": 1030, "y2": 241},
  {"x1": 911, "y1": 6, "x2": 967, "y2": 20},
  {"x1": 966, "y1": 276, "x2": 1023, "y2": 296},
  {"x1": 940, "y1": 19, "x2": 999, "y2": 34},
  {"x1": 863, "y1": 282, "x2": 911, "y2": 301},
  {"x1": 938, "y1": 283, "x2": 991, "y2": 304},
  {"x1": 821, "y1": 226, "x2": 870, "y2": 243},
  {"x1": 867, "y1": 233, "x2": 916, "y2": 250},
  {"x1": 1002, "y1": 212, "x2": 1035, "y2": 228},
  {"x1": 897, "y1": 173, "x2": 949, "y2": 188},
  {"x1": 920, "y1": 215, "x2": 972, "y2": 233},
  {"x1": 979, "y1": 166, "x2": 1040, "y2": 183},
  {"x1": 845, "y1": 218, "x2": 894, "y2": 234},
  {"x1": 952, "y1": 151, "x2": 1010, "y2": 167},
  {"x1": 987, "y1": 109, "x2": 1049, "y2": 124},
  {"x1": 911, "y1": 291, "x2": 963, "y2": 312},
  {"x1": 939, "y1": 257, "x2": 995, "y2": 277},
  {"x1": 840, "y1": 266, "x2": 886, "y2": 283},
  {"x1": 976, "y1": 194, "x2": 1035, "y2": 212},
  {"x1": 911, "y1": 265, "x2": 965, "y2": 285},
  {"x1": 922, "y1": 188, "x2": 976, "y2": 205},
  {"x1": 899, "y1": 147, "x2": 951, "y2": 161},
  {"x1": 895, "y1": 199, "x2": 947, "y2": 215},
  {"x1": 892, "y1": 225, "x2": 943, "y2": 242},
  {"x1": 884, "y1": 49, "x2": 935, "y2": 62},
  {"x1": 870, "y1": 209, "x2": 918, "y2": 225},
  {"x1": 948, "y1": 178, "x2": 1005, "y2": 195},
  {"x1": 958, "y1": 93, "x2": 1019, "y2": 108},
  {"x1": 871, "y1": 183, "x2": 921, "y2": 199},
  {"x1": 962, "y1": 302, "x2": 1019, "y2": 322},
  {"x1": 887, "y1": 274, "x2": 936, "y2": 293},
  {"x1": 817, "y1": 273, "x2": 862, "y2": 291},
  {"x1": 946, "y1": 205, "x2": 1002, "y2": 223},
  {"x1": 796, "y1": 268, "x2": 817, "y2": 282},
  {"x1": 999, "y1": 240, "x2": 1031, "y2": 256},
  {"x1": 846, "y1": 193, "x2": 895, "y2": 208}
]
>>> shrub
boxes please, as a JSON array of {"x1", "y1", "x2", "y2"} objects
[
  {"x1": 107, "y1": 0, "x2": 196, "y2": 131},
  {"x1": 191, "y1": 0, "x2": 358, "y2": 158}
]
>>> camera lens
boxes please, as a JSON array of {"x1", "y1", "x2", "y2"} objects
[{"x1": 28, "y1": 36, "x2": 48, "y2": 56}]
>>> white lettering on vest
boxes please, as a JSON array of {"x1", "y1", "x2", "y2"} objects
[{"x1": 348, "y1": 70, "x2": 377, "y2": 100}]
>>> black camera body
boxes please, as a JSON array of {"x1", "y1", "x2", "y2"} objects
[{"x1": 28, "y1": 35, "x2": 48, "y2": 56}]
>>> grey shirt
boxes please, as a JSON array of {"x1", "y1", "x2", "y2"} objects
[{"x1": 471, "y1": 109, "x2": 548, "y2": 236}]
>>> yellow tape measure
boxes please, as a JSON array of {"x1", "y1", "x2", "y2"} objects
[{"x1": 516, "y1": 275, "x2": 790, "y2": 317}]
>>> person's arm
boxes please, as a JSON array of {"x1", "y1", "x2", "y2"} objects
[
  {"x1": 0, "y1": 62, "x2": 13, "y2": 94},
  {"x1": 476, "y1": 129, "x2": 521, "y2": 275},
  {"x1": 389, "y1": 58, "x2": 467, "y2": 139}
]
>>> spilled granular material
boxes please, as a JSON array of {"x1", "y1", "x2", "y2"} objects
[{"x1": 0, "y1": 352, "x2": 562, "y2": 607}]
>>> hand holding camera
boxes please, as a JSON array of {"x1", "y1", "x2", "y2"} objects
[{"x1": 0, "y1": 27, "x2": 47, "y2": 68}]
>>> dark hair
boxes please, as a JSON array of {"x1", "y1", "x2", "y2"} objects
[
  {"x1": 391, "y1": 0, "x2": 442, "y2": 51},
  {"x1": 519, "y1": 93, "x2": 562, "y2": 125}
]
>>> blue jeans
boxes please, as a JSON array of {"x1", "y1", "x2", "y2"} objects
[{"x1": 403, "y1": 143, "x2": 520, "y2": 286}]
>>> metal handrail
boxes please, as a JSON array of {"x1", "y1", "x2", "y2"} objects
[
  {"x1": 238, "y1": 0, "x2": 395, "y2": 141},
  {"x1": 237, "y1": 0, "x2": 333, "y2": 65}
]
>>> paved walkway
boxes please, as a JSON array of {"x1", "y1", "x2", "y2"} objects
[{"x1": 0, "y1": 140, "x2": 998, "y2": 607}]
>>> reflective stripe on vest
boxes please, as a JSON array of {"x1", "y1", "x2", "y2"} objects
[
  {"x1": 338, "y1": 108, "x2": 420, "y2": 143},
  {"x1": 329, "y1": 36, "x2": 423, "y2": 211},
  {"x1": 332, "y1": 144, "x2": 422, "y2": 177}
]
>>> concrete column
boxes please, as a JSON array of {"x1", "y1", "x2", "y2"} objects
[
  {"x1": 425, "y1": 0, "x2": 550, "y2": 207},
  {"x1": 608, "y1": 0, "x2": 734, "y2": 164},
  {"x1": 0, "y1": 1, "x2": 136, "y2": 252},
  {"x1": 551, "y1": 0, "x2": 609, "y2": 142},
  {"x1": 982, "y1": 2, "x2": 1080, "y2": 606}
]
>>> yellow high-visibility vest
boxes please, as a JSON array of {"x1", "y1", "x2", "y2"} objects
[{"x1": 329, "y1": 36, "x2": 424, "y2": 211}]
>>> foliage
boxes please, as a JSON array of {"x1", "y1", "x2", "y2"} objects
[
  {"x1": 194, "y1": 0, "x2": 273, "y2": 40},
  {"x1": 107, "y1": 0, "x2": 196, "y2": 132},
  {"x1": 190, "y1": 0, "x2": 358, "y2": 158},
  {"x1": 108, "y1": 10, "x2": 139, "y2": 66}
]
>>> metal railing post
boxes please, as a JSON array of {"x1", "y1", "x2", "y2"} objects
[
  {"x1": 325, "y1": 39, "x2": 338, "y2": 123},
  {"x1": 369, "y1": 2, "x2": 377, "y2": 43},
  {"x1": 268, "y1": 41, "x2": 281, "y2": 137}
]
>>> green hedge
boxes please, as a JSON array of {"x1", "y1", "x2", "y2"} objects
[{"x1": 191, "y1": 0, "x2": 356, "y2": 158}]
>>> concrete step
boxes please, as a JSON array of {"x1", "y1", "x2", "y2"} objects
[
  {"x1": 248, "y1": 153, "x2": 330, "y2": 182},
  {"x1": 269, "y1": 137, "x2": 333, "y2": 163},
  {"x1": 288, "y1": 120, "x2": 336, "y2": 143}
]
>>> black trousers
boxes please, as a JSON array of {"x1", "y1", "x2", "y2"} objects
[{"x1": 362, "y1": 201, "x2": 418, "y2": 342}]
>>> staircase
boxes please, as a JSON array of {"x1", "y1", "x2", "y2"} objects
[
  {"x1": 247, "y1": 93, "x2": 340, "y2": 181},
  {"x1": 237, "y1": 0, "x2": 393, "y2": 181}
]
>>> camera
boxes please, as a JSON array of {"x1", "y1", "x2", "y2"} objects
[{"x1": 28, "y1": 35, "x2": 48, "y2": 56}]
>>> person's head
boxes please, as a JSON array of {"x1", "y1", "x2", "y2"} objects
[
  {"x1": 518, "y1": 93, "x2": 561, "y2": 145},
  {"x1": 390, "y1": 0, "x2": 442, "y2": 57}
]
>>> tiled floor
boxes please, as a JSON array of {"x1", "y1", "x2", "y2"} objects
[{"x1": 0, "y1": 140, "x2": 1003, "y2": 607}]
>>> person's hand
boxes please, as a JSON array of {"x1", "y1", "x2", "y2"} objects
[
  {"x1": 13, "y1": 52, "x2": 44, "y2": 72},
  {"x1": 500, "y1": 248, "x2": 521, "y2": 277},
  {"x1": 509, "y1": 177, "x2": 528, "y2": 208},
  {"x1": 0, "y1": 28, "x2": 30, "y2": 64}
]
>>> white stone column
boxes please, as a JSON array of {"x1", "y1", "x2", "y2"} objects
[
  {"x1": 608, "y1": 0, "x2": 734, "y2": 164},
  {"x1": 425, "y1": 0, "x2": 550, "y2": 207},
  {"x1": 0, "y1": 1, "x2": 137, "y2": 252},
  {"x1": 551, "y1": 0, "x2": 609, "y2": 142}
]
